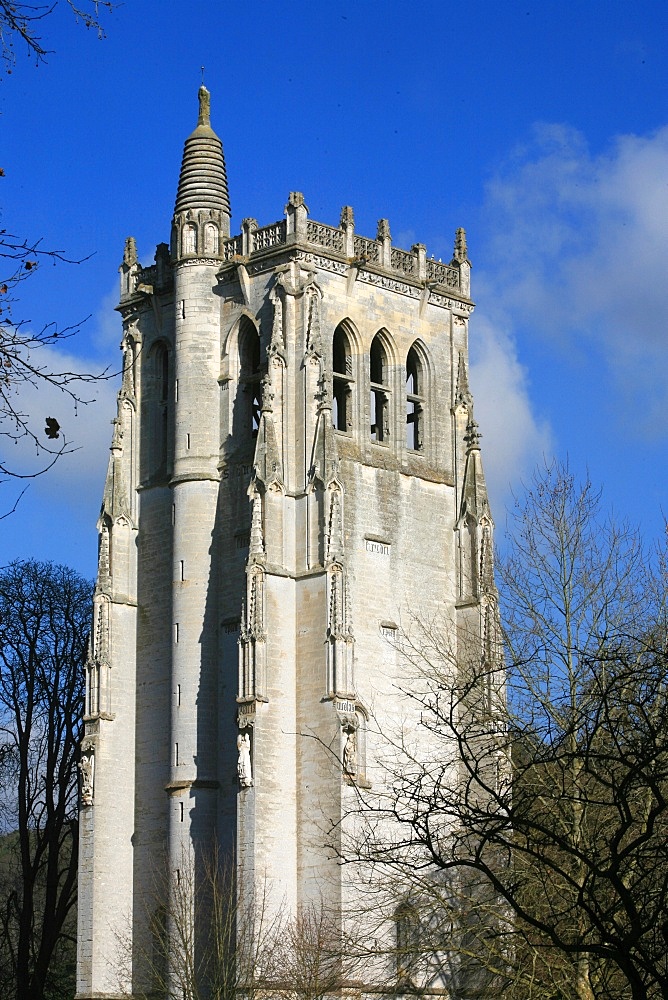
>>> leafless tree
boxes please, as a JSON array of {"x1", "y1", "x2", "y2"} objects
[
  {"x1": 117, "y1": 843, "x2": 372, "y2": 1000},
  {"x1": 0, "y1": 231, "x2": 107, "y2": 486},
  {"x1": 0, "y1": 1, "x2": 113, "y2": 72},
  {"x1": 116, "y1": 847, "x2": 286, "y2": 1000},
  {"x1": 0, "y1": 559, "x2": 90, "y2": 1000},
  {"x1": 343, "y1": 462, "x2": 668, "y2": 1000},
  {"x1": 277, "y1": 897, "x2": 367, "y2": 1000},
  {"x1": 0, "y1": 1, "x2": 115, "y2": 491}
]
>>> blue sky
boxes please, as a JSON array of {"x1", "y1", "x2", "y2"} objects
[{"x1": 1, "y1": 0, "x2": 667, "y2": 580}]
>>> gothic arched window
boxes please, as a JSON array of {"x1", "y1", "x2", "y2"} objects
[
  {"x1": 369, "y1": 335, "x2": 389, "y2": 443},
  {"x1": 395, "y1": 903, "x2": 420, "y2": 985},
  {"x1": 184, "y1": 224, "x2": 197, "y2": 256},
  {"x1": 239, "y1": 318, "x2": 262, "y2": 438},
  {"x1": 332, "y1": 324, "x2": 353, "y2": 432},
  {"x1": 204, "y1": 222, "x2": 219, "y2": 256},
  {"x1": 140, "y1": 340, "x2": 171, "y2": 484},
  {"x1": 154, "y1": 342, "x2": 170, "y2": 468},
  {"x1": 406, "y1": 345, "x2": 424, "y2": 450}
]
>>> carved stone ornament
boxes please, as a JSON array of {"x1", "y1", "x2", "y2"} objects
[
  {"x1": 237, "y1": 733, "x2": 253, "y2": 788},
  {"x1": 120, "y1": 335, "x2": 136, "y2": 398},
  {"x1": 305, "y1": 284, "x2": 323, "y2": 357},
  {"x1": 464, "y1": 418, "x2": 482, "y2": 451},
  {"x1": 376, "y1": 218, "x2": 391, "y2": 242},
  {"x1": 249, "y1": 488, "x2": 265, "y2": 558},
  {"x1": 237, "y1": 701, "x2": 256, "y2": 729},
  {"x1": 326, "y1": 486, "x2": 343, "y2": 562},
  {"x1": 260, "y1": 373, "x2": 275, "y2": 412},
  {"x1": 123, "y1": 236, "x2": 138, "y2": 267},
  {"x1": 455, "y1": 351, "x2": 473, "y2": 410},
  {"x1": 452, "y1": 226, "x2": 469, "y2": 264},
  {"x1": 268, "y1": 286, "x2": 285, "y2": 355},
  {"x1": 343, "y1": 726, "x2": 357, "y2": 777},
  {"x1": 79, "y1": 741, "x2": 95, "y2": 806}
]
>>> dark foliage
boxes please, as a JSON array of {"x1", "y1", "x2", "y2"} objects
[{"x1": 0, "y1": 560, "x2": 90, "y2": 999}]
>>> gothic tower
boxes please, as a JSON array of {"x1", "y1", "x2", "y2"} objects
[{"x1": 76, "y1": 87, "x2": 498, "y2": 999}]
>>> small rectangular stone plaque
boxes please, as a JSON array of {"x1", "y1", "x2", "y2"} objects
[{"x1": 365, "y1": 538, "x2": 390, "y2": 556}]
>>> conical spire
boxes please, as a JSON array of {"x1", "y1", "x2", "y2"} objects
[{"x1": 174, "y1": 86, "x2": 231, "y2": 221}]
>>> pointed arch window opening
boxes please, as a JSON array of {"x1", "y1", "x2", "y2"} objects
[
  {"x1": 370, "y1": 336, "x2": 390, "y2": 443},
  {"x1": 395, "y1": 903, "x2": 421, "y2": 985},
  {"x1": 204, "y1": 222, "x2": 219, "y2": 256},
  {"x1": 406, "y1": 346, "x2": 424, "y2": 451},
  {"x1": 150, "y1": 342, "x2": 170, "y2": 472},
  {"x1": 183, "y1": 223, "x2": 197, "y2": 256},
  {"x1": 250, "y1": 386, "x2": 262, "y2": 438},
  {"x1": 160, "y1": 345, "x2": 169, "y2": 403},
  {"x1": 239, "y1": 321, "x2": 263, "y2": 439},
  {"x1": 332, "y1": 325, "x2": 354, "y2": 433}
]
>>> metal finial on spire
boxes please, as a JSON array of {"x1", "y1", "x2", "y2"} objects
[
  {"x1": 201, "y1": 64, "x2": 205, "y2": 85},
  {"x1": 197, "y1": 84, "x2": 211, "y2": 127}
]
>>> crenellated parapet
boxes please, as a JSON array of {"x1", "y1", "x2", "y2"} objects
[{"x1": 215, "y1": 192, "x2": 472, "y2": 303}]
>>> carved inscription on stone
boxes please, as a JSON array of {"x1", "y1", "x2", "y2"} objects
[
  {"x1": 221, "y1": 463, "x2": 253, "y2": 481},
  {"x1": 365, "y1": 538, "x2": 390, "y2": 556}
]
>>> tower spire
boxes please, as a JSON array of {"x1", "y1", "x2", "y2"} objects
[
  {"x1": 197, "y1": 83, "x2": 211, "y2": 127},
  {"x1": 172, "y1": 86, "x2": 231, "y2": 255}
]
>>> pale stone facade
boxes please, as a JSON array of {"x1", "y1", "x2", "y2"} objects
[{"x1": 76, "y1": 87, "x2": 498, "y2": 999}]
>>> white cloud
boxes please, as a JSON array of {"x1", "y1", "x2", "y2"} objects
[
  {"x1": 91, "y1": 285, "x2": 124, "y2": 355},
  {"x1": 1, "y1": 341, "x2": 120, "y2": 548},
  {"x1": 468, "y1": 306, "x2": 552, "y2": 520},
  {"x1": 478, "y1": 123, "x2": 668, "y2": 429}
]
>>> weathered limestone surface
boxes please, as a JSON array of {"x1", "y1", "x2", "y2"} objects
[{"x1": 76, "y1": 86, "x2": 498, "y2": 999}]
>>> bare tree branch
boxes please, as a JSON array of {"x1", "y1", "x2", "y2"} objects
[
  {"x1": 0, "y1": 1, "x2": 114, "y2": 73},
  {"x1": 0, "y1": 559, "x2": 90, "y2": 999},
  {"x1": 341, "y1": 462, "x2": 668, "y2": 1000}
]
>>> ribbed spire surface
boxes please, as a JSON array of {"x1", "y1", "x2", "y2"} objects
[{"x1": 174, "y1": 86, "x2": 231, "y2": 217}]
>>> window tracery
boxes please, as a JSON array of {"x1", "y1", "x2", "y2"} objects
[
  {"x1": 183, "y1": 223, "x2": 197, "y2": 255},
  {"x1": 369, "y1": 334, "x2": 389, "y2": 443},
  {"x1": 406, "y1": 345, "x2": 424, "y2": 450},
  {"x1": 204, "y1": 222, "x2": 219, "y2": 255},
  {"x1": 238, "y1": 318, "x2": 262, "y2": 438},
  {"x1": 332, "y1": 324, "x2": 353, "y2": 432}
]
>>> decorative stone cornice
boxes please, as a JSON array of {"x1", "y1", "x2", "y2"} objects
[{"x1": 213, "y1": 198, "x2": 472, "y2": 303}]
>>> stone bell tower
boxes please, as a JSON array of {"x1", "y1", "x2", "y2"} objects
[{"x1": 76, "y1": 87, "x2": 499, "y2": 999}]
